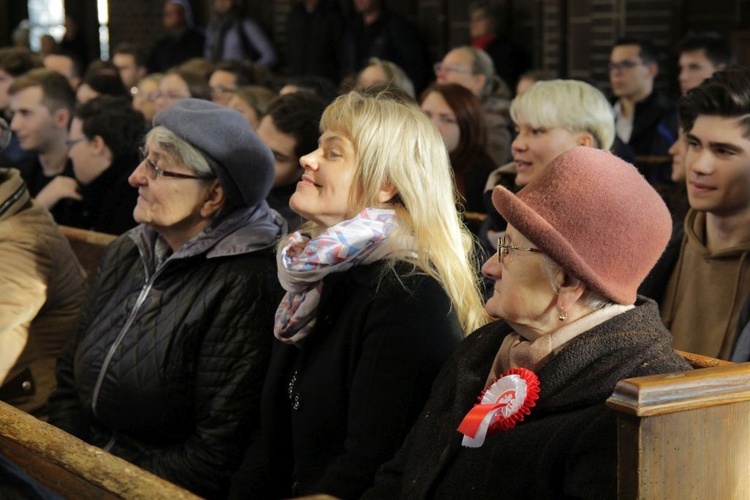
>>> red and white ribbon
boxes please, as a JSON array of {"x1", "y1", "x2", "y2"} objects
[{"x1": 458, "y1": 368, "x2": 540, "y2": 448}]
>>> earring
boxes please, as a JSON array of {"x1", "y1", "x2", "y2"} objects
[{"x1": 558, "y1": 308, "x2": 568, "y2": 322}]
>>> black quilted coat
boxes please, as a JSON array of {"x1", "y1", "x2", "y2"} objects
[{"x1": 48, "y1": 207, "x2": 284, "y2": 498}]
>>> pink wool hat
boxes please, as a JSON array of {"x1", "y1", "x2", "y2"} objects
[{"x1": 492, "y1": 147, "x2": 672, "y2": 305}]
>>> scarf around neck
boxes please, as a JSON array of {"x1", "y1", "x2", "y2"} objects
[{"x1": 274, "y1": 208, "x2": 399, "y2": 344}]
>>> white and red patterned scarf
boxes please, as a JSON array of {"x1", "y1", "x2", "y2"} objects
[{"x1": 274, "y1": 208, "x2": 399, "y2": 344}]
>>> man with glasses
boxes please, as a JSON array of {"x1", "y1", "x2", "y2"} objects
[
  {"x1": 609, "y1": 37, "x2": 677, "y2": 186},
  {"x1": 435, "y1": 46, "x2": 513, "y2": 166},
  {"x1": 208, "y1": 60, "x2": 263, "y2": 107},
  {"x1": 8, "y1": 68, "x2": 78, "y2": 222},
  {"x1": 64, "y1": 95, "x2": 143, "y2": 234}
]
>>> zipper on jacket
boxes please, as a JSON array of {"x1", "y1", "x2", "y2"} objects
[{"x1": 90, "y1": 264, "x2": 165, "y2": 419}]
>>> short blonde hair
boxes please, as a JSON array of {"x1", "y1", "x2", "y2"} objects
[
  {"x1": 318, "y1": 90, "x2": 487, "y2": 334},
  {"x1": 510, "y1": 79, "x2": 615, "y2": 150}
]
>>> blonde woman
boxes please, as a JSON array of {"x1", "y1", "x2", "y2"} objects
[
  {"x1": 233, "y1": 90, "x2": 486, "y2": 498},
  {"x1": 481, "y1": 79, "x2": 616, "y2": 250}
]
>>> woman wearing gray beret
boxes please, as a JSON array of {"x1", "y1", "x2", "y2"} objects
[{"x1": 48, "y1": 99, "x2": 285, "y2": 498}]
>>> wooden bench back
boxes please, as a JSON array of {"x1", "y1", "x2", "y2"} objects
[
  {"x1": 608, "y1": 358, "x2": 750, "y2": 499},
  {"x1": 0, "y1": 401, "x2": 200, "y2": 498},
  {"x1": 58, "y1": 225, "x2": 117, "y2": 287}
]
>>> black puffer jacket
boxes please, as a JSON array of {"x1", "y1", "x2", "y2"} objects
[{"x1": 48, "y1": 206, "x2": 284, "y2": 498}]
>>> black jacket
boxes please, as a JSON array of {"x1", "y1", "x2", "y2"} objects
[
  {"x1": 285, "y1": 0, "x2": 343, "y2": 82},
  {"x1": 616, "y1": 89, "x2": 677, "y2": 185},
  {"x1": 148, "y1": 28, "x2": 205, "y2": 73},
  {"x1": 364, "y1": 300, "x2": 691, "y2": 499},
  {"x1": 58, "y1": 155, "x2": 139, "y2": 235},
  {"x1": 237, "y1": 261, "x2": 463, "y2": 499},
  {"x1": 340, "y1": 10, "x2": 429, "y2": 92},
  {"x1": 48, "y1": 207, "x2": 284, "y2": 498}
]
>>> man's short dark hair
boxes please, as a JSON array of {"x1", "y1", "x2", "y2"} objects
[
  {"x1": 112, "y1": 43, "x2": 148, "y2": 69},
  {"x1": 614, "y1": 37, "x2": 660, "y2": 65},
  {"x1": 46, "y1": 48, "x2": 84, "y2": 80},
  {"x1": 266, "y1": 92, "x2": 326, "y2": 159},
  {"x1": 81, "y1": 70, "x2": 130, "y2": 99},
  {"x1": 8, "y1": 68, "x2": 76, "y2": 113},
  {"x1": 74, "y1": 95, "x2": 145, "y2": 159},
  {"x1": 678, "y1": 65, "x2": 750, "y2": 136},
  {"x1": 0, "y1": 47, "x2": 41, "y2": 77},
  {"x1": 677, "y1": 32, "x2": 734, "y2": 68},
  {"x1": 212, "y1": 60, "x2": 264, "y2": 87}
]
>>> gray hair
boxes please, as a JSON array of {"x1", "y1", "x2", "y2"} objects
[
  {"x1": 540, "y1": 255, "x2": 615, "y2": 310},
  {"x1": 145, "y1": 125, "x2": 215, "y2": 178},
  {"x1": 462, "y1": 46, "x2": 511, "y2": 100}
]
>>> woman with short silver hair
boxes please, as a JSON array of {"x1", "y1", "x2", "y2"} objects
[{"x1": 48, "y1": 99, "x2": 284, "y2": 498}]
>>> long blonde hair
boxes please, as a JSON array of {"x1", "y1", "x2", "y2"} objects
[{"x1": 318, "y1": 90, "x2": 487, "y2": 334}]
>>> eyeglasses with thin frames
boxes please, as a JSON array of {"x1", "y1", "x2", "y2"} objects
[
  {"x1": 433, "y1": 62, "x2": 472, "y2": 75},
  {"x1": 65, "y1": 137, "x2": 86, "y2": 149},
  {"x1": 497, "y1": 235, "x2": 544, "y2": 262},
  {"x1": 138, "y1": 147, "x2": 214, "y2": 181},
  {"x1": 607, "y1": 60, "x2": 643, "y2": 72}
]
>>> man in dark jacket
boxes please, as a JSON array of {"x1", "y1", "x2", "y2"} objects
[
  {"x1": 285, "y1": 0, "x2": 343, "y2": 83},
  {"x1": 148, "y1": 0, "x2": 205, "y2": 73},
  {"x1": 340, "y1": 0, "x2": 429, "y2": 93},
  {"x1": 609, "y1": 37, "x2": 677, "y2": 186},
  {"x1": 63, "y1": 95, "x2": 142, "y2": 234}
]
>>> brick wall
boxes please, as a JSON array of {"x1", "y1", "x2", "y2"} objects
[{"x1": 92, "y1": 0, "x2": 745, "y2": 90}]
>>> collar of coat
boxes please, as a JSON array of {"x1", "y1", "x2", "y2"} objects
[
  {"x1": 128, "y1": 201, "x2": 285, "y2": 269},
  {"x1": 0, "y1": 168, "x2": 31, "y2": 221}
]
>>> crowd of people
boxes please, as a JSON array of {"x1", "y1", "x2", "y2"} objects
[{"x1": 0, "y1": 0, "x2": 748, "y2": 498}]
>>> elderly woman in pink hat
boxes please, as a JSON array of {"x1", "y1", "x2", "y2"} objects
[{"x1": 364, "y1": 147, "x2": 693, "y2": 499}]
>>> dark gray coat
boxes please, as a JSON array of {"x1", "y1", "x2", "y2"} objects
[
  {"x1": 48, "y1": 206, "x2": 284, "y2": 498},
  {"x1": 364, "y1": 299, "x2": 691, "y2": 499}
]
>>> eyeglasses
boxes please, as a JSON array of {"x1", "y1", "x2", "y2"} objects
[
  {"x1": 131, "y1": 87, "x2": 160, "y2": 102},
  {"x1": 433, "y1": 62, "x2": 472, "y2": 75},
  {"x1": 210, "y1": 86, "x2": 237, "y2": 97},
  {"x1": 497, "y1": 235, "x2": 544, "y2": 262},
  {"x1": 66, "y1": 137, "x2": 86, "y2": 149},
  {"x1": 607, "y1": 60, "x2": 643, "y2": 72},
  {"x1": 154, "y1": 92, "x2": 189, "y2": 101},
  {"x1": 139, "y1": 147, "x2": 214, "y2": 181}
]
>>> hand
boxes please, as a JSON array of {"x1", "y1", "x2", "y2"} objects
[{"x1": 35, "y1": 175, "x2": 82, "y2": 209}]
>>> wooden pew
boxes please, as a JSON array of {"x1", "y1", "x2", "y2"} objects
[
  {"x1": 607, "y1": 360, "x2": 750, "y2": 499},
  {"x1": 58, "y1": 225, "x2": 117, "y2": 287},
  {"x1": 0, "y1": 400, "x2": 200, "y2": 498}
]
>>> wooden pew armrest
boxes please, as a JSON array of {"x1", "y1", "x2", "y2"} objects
[
  {"x1": 606, "y1": 362, "x2": 750, "y2": 417},
  {"x1": 0, "y1": 401, "x2": 199, "y2": 498}
]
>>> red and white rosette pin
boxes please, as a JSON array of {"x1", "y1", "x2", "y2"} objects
[{"x1": 457, "y1": 367, "x2": 540, "y2": 448}]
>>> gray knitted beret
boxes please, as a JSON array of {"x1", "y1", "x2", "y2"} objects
[{"x1": 153, "y1": 98, "x2": 274, "y2": 208}]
